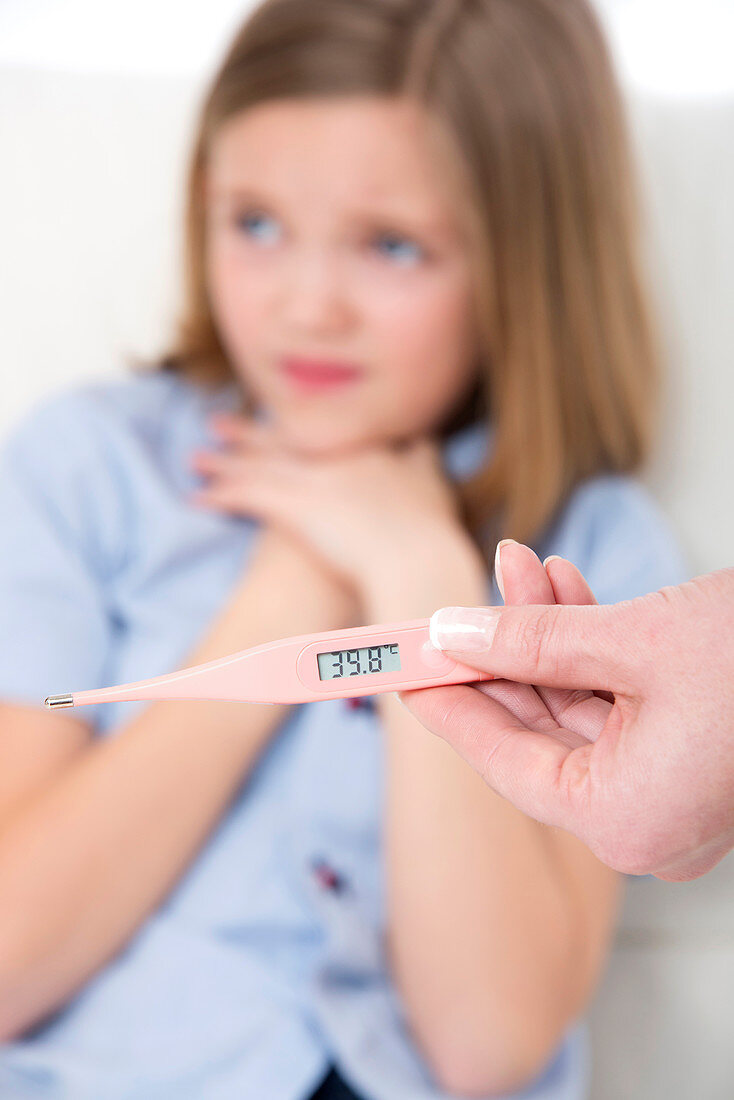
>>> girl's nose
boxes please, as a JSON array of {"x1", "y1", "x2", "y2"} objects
[{"x1": 279, "y1": 247, "x2": 354, "y2": 335}]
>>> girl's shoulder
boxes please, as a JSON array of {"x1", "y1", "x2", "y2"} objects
[
  {"x1": 2, "y1": 369, "x2": 226, "y2": 475},
  {"x1": 4, "y1": 369, "x2": 184, "y2": 452},
  {"x1": 538, "y1": 473, "x2": 689, "y2": 603},
  {"x1": 0, "y1": 371, "x2": 224, "y2": 572}
]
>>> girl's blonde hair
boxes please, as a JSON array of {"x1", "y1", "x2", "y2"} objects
[{"x1": 156, "y1": 0, "x2": 659, "y2": 545}]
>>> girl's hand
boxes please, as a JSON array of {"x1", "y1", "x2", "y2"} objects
[{"x1": 189, "y1": 413, "x2": 486, "y2": 614}]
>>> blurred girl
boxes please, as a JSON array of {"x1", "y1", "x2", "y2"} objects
[{"x1": 0, "y1": 2, "x2": 683, "y2": 1098}]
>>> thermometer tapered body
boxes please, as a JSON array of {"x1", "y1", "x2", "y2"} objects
[{"x1": 45, "y1": 618, "x2": 492, "y2": 709}]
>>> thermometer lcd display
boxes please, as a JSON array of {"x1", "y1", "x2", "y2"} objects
[{"x1": 317, "y1": 642, "x2": 401, "y2": 681}]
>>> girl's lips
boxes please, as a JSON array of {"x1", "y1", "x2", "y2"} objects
[{"x1": 280, "y1": 356, "x2": 364, "y2": 392}]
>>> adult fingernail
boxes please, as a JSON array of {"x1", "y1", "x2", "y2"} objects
[
  {"x1": 494, "y1": 539, "x2": 515, "y2": 602},
  {"x1": 429, "y1": 606, "x2": 500, "y2": 653}
]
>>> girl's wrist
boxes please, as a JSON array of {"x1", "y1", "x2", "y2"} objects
[
  {"x1": 361, "y1": 529, "x2": 489, "y2": 623},
  {"x1": 223, "y1": 529, "x2": 358, "y2": 644}
]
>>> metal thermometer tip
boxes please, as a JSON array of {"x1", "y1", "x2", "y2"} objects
[{"x1": 45, "y1": 694, "x2": 74, "y2": 709}]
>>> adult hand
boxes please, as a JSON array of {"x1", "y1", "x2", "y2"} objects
[{"x1": 399, "y1": 541, "x2": 734, "y2": 882}]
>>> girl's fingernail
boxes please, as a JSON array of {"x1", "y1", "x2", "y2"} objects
[
  {"x1": 543, "y1": 554, "x2": 562, "y2": 568},
  {"x1": 429, "y1": 606, "x2": 500, "y2": 653},
  {"x1": 494, "y1": 539, "x2": 515, "y2": 602}
]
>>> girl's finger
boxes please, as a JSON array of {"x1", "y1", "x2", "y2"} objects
[
  {"x1": 189, "y1": 451, "x2": 258, "y2": 485},
  {"x1": 190, "y1": 449, "x2": 234, "y2": 472},
  {"x1": 191, "y1": 476, "x2": 296, "y2": 524},
  {"x1": 191, "y1": 450, "x2": 297, "y2": 488},
  {"x1": 207, "y1": 413, "x2": 282, "y2": 452}
]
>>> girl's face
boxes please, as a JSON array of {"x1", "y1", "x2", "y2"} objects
[{"x1": 204, "y1": 96, "x2": 479, "y2": 454}]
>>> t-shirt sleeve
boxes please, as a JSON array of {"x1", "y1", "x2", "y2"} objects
[
  {"x1": 0, "y1": 391, "x2": 118, "y2": 728},
  {"x1": 539, "y1": 475, "x2": 689, "y2": 605}
]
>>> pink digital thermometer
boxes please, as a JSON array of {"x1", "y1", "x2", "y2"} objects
[{"x1": 44, "y1": 618, "x2": 491, "y2": 710}]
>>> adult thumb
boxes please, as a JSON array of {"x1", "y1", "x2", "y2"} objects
[{"x1": 429, "y1": 599, "x2": 637, "y2": 693}]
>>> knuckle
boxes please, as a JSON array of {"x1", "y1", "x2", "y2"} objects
[{"x1": 513, "y1": 606, "x2": 563, "y2": 677}]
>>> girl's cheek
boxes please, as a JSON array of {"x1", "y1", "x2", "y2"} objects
[
  {"x1": 366, "y1": 275, "x2": 477, "y2": 418},
  {"x1": 209, "y1": 246, "x2": 276, "y2": 326},
  {"x1": 367, "y1": 273, "x2": 472, "y2": 356}
]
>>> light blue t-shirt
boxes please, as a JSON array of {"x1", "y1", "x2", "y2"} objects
[{"x1": 0, "y1": 371, "x2": 686, "y2": 1100}]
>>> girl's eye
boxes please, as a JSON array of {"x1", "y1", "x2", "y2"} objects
[
  {"x1": 371, "y1": 232, "x2": 425, "y2": 267},
  {"x1": 234, "y1": 210, "x2": 283, "y2": 245}
]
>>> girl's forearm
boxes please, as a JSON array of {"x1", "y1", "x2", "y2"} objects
[
  {"x1": 0, "y1": 537, "x2": 355, "y2": 1040},
  {"x1": 366, "y1": 554, "x2": 601, "y2": 1095},
  {"x1": 0, "y1": 694, "x2": 283, "y2": 1041},
  {"x1": 381, "y1": 698, "x2": 581, "y2": 1094}
]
